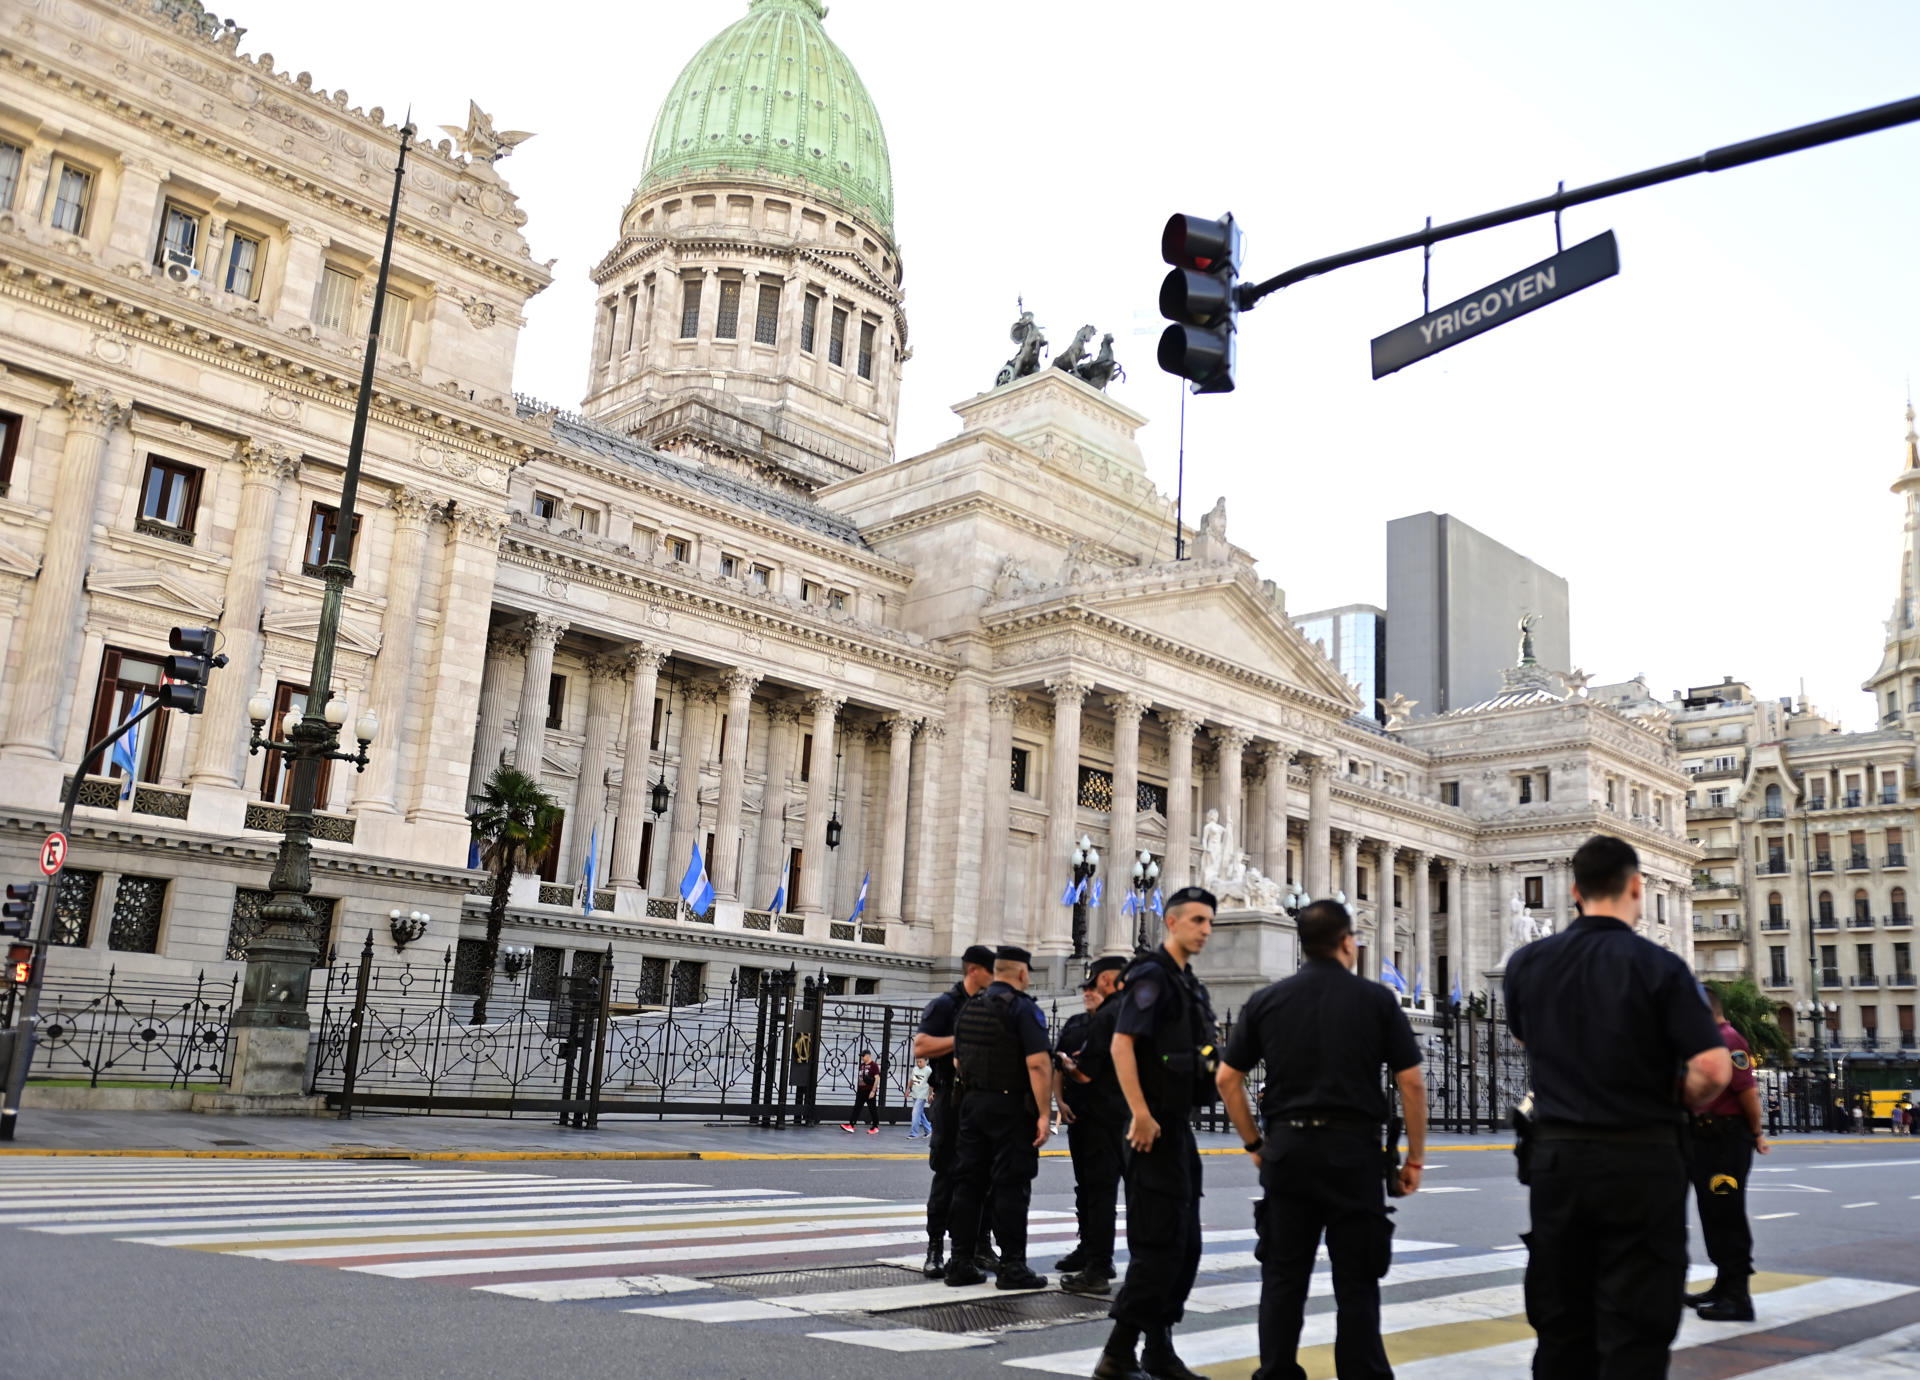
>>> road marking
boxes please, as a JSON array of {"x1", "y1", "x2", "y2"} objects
[
  {"x1": 1842, "y1": 1202, "x2": 1880, "y2": 1209},
  {"x1": 1186, "y1": 1251, "x2": 1529, "y2": 1313},
  {"x1": 1734, "y1": 1319, "x2": 1920, "y2": 1376},
  {"x1": 1755, "y1": 1212, "x2": 1800, "y2": 1220},
  {"x1": 5, "y1": 1190, "x2": 826, "y2": 1230},
  {"x1": 627, "y1": 1299, "x2": 807, "y2": 1323},
  {"x1": 1415, "y1": 1186, "x2": 1479, "y2": 1194},
  {"x1": 809, "y1": 1328, "x2": 996, "y2": 1352},
  {"x1": 477, "y1": 1274, "x2": 712, "y2": 1301},
  {"x1": 1491, "y1": 1244, "x2": 1526, "y2": 1251}
]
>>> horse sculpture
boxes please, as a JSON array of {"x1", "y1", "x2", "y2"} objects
[
  {"x1": 1051, "y1": 324, "x2": 1097, "y2": 376},
  {"x1": 1074, "y1": 333, "x2": 1126, "y2": 392}
]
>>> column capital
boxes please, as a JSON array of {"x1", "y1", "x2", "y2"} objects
[
  {"x1": 1105, "y1": 691, "x2": 1152, "y2": 724},
  {"x1": 881, "y1": 712, "x2": 921, "y2": 741},
  {"x1": 489, "y1": 624, "x2": 529, "y2": 659},
  {"x1": 525, "y1": 613, "x2": 569, "y2": 647},
  {"x1": 1044, "y1": 673, "x2": 1094, "y2": 707},
  {"x1": 919, "y1": 718, "x2": 947, "y2": 743},
  {"x1": 986, "y1": 688, "x2": 1025, "y2": 718},
  {"x1": 59, "y1": 385, "x2": 129, "y2": 435},
  {"x1": 1244, "y1": 756, "x2": 1267, "y2": 785},
  {"x1": 720, "y1": 668, "x2": 762, "y2": 701},
  {"x1": 1212, "y1": 725, "x2": 1254, "y2": 754},
  {"x1": 1160, "y1": 707, "x2": 1202, "y2": 737},
  {"x1": 391, "y1": 486, "x2": 442, "y2": 528},
  {"x1": 585, "y1": 653, "x2": 629, "y2": 684},
  {"x1": 1301, "y1": 750, "x2": 1333, "y2": 781},
  {"x1": 804, "y1": 690, "x2": 846, "y2": 720},
  {"x1": 623, "y1": 643, "x2": 669, "y2": 677},
  {"x1": 766, "y1": 698, "x2": 804, "y2": 727},
  {"x1": 1406, "y1": 847, "x2": 1431, "y2": 867},
  {"x1": 238, "y1": 440, "x2": 300, "y2": 485},
  {"x1": 454, "y1": 507, "x2": 512, "y2": 544},
  {"x1": 683, "y1": 679, "x2": 723, "y2": 707}
]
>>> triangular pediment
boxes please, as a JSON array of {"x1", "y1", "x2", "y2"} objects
[
  {"x1": 0, "y1": 533, "x2": 40, "y2": 580},
  {"x1": 85, "y1": 566, "x2": 224, "y2": 620},
  {"x1": 259, "y1": 607, "x2": 382, "y2": 657}
]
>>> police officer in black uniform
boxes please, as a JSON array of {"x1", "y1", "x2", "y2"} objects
[
  {"x1": 1055, "y1": 954, "x2": 1129, "y2": 1295},
  {"x1": 914, "y1": 943, "x2": 996, "y2": 1278},
  {"x1": 1504, "y1": 835, "x2": 1732, "y2": 1376},
  {"x1": 1097, "y1": 886, "x2": 1219, "y2": 1380},
  {"x1": 944, "y1": 945, "x2": 1053, "y2": 1291},
  {"x1": 1217, "y1": 899, "x2": 1425, "y2": 1380}
]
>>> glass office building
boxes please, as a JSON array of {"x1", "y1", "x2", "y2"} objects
[{"x1": 1295, "y1": 604, "x2": 1387, "y2": 722}]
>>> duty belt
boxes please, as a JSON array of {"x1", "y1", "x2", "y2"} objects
[
  {"x1": 1270, "y1": 1115, "x2": 1381, "y2": 1135},
  {"x1": 1534, "y1": 1122, "x2": 1680, "y2": 1147}
]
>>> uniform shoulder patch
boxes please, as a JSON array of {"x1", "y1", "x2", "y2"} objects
[{"x1": 1731, "y1": 1049, "x2": 1751, "y2": 1070}]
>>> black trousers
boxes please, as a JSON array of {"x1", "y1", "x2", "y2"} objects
[
  {"x1": 926, "y1": 1082, "x2": 961, "y2": 1245},
  {"x1": 1068, "y1": 1113, "x2": 1124, "y2": 1268},
  {"x1": 1111, "y1": 1119, "x2": 1202, "y2": 1330},
  {"x1": 1688, "y1": 1119, "x2": 1754, "y2": 1285},
  {"x1": 850, "y1": 1086, "x2": 879, "y2": 1129},
  {"x1": 948, "y1": 1091, "x2": 1039, "y2": 1265},
  {"x1": 1252, "y1": 1127, "x2": 1393, "y2": 1380},
  {"x1": 1525, "y1": 1138, "x2": 1689, "y2": 1380}
]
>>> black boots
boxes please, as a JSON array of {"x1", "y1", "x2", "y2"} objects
[
  {"x1": 1141, "y1": 1327, "x2": 1211, "y2": 1380},
  {"x1": 1055, "y1": 1245, "x2": 1089, "y2": 1272},
  {"x1": 1091, "y1": 1324, "x2": 1149, "y2": 1380},
  {"x1": 995, "y1": 1263, "x2": 1048, "y2": 1291},
  {"x1": 1688, "y1": 1273, "x2": 1755, "y2": 1322},
  {"x1": 1059, "y1": 1264, "x2": 1115, "y2": 1296},
  {"x1": 922, "y1": 1241, "x2": 945, "y2": 1278},
  {"x1": 943, "y1": 1255, "x2": 987, "y2": 1287}
]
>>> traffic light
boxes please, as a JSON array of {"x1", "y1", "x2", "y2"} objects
[
  {"x1": 162, "y1": 626, "x2": 227, "y2": 714},
  {"x1": 1158, "y1": 212, "x2": 1244, "y2": 394},
  {"x1": 6, "y1": 943, "x2": 28, "y2": 985},
  {"x1": 1, "y1": 883, "x2": 36, "y2": 939}
]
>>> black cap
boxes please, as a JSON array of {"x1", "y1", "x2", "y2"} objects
[
  {"x1": 996, "y1": 945, "x2": 1033, "y2": 967},
  {"x1": 960, "y1": 944, "x2": 996, "y2": 971},
  {"x1": 1087, "y1": 955, "x2": 1128, "y2": 980},
  {"x1": 1079, "y1": 976, "x2": 1099, "y2": 991},
  {"x1": 1164, "y1": 885, "x2": 1218, "y2": 912}
]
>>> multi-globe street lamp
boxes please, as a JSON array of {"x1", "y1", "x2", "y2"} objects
[
  {"x1": 1070, "y1": 834, "x2": 1099, "y2": 959},
  {"x1": 1128, "y1": 850, "x2": 1159, "y2": 953}
]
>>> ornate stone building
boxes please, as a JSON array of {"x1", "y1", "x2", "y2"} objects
[{"x1": 0, "y1": 0, "x2": 1697, "y2": 1016}]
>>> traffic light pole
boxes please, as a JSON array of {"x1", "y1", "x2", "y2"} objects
[
  {"x1": 1235, "y1": 92, "x2": 1920, "y2": 311},
  {"x1": 0, "y1": 697, "x2": 165, "y2": 1140}
]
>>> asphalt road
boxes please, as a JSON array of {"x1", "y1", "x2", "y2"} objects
[{"x1": 2, "y1": 1136, "x2": 1917, "y2": 1378}]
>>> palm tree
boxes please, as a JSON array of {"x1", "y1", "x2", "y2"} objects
[
  {"x1": 1705, "y1": 976, "x2": 1793, "y2": 1065},
  {"x1": 468, "y1": 765, "x2": 561, "y2": 1025}
]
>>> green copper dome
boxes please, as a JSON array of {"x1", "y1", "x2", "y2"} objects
[{"x1": 638, "y1": 0, "x2": 894, "y2": 237}]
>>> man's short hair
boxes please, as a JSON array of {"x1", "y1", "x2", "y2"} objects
[
  {"x1": 1705, "y1": 986, "x2": 1724, "y2": 1020},
  {"x1": 1572, "y1": 834, "x2": 1640, "y2": 902},
  {"x1": 1298, "y1": 899, "x2": 1352, "y2": 959}
]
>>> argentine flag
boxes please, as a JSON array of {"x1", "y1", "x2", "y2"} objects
[
  {"x1": 1150, "y1": 887, "x2": 1164, "y2": 916},
  {"x1": 1061, "y1": 881, "x2": 1077, "y2": 907},
  {"x1": 1381, "y1": 957, "x2": 1407, "y2": 994},
  {"x1": 581, "y1": 825, "x2": 599, "y2": 915},
  {"x1": 1090, "y1": 877, "x2": 1103, "y2": 907},
  {"x1": 1414, "y1": 964, "x2": 1425, "y2": 1003},
  {"x1": 850, "y1": 870, "x2": 870, "y2": 922},
  {"x1": 680, "y1": 843, "x2": 716, "y2": 916},
  {"x1": 768, "y1": 852, "x2": 791, "y2": 913},
  {"x1": 1121, "y1": 890, "x2": 1138, "y2": 916},
  {"x1": 109, "y1": 691, "x2": 145, "y2": 798},
  {"x1": 1450, "y1": 974, "x2": 1463, "y2": 1008}
]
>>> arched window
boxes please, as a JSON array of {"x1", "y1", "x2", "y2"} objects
[
  {"x1": 1894, "y1": 887, "x2": 1909, "y2": 922},
  {"x1": 1854, "y1": 888, "x2": 1872, "y2": 923},
  {"x1": 1818, "y1": 890, "x2": 1834, "y2": 923},
  {"x1": 1764, "y1": 783, "x2": 1783, "y2": 815},
  {"x1": 1768, "y1": 891, "x2": 1784, "y2": 925}
]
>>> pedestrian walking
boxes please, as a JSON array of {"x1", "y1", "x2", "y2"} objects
[
  {"x1": 1093, "y1": 886, "x2": 1219, "y2": 1380},
  {"x1": 943, "y1": 945, "x2": 1053, "y2": 1292},
  {"x1": 1218, "y1": 897, "x2": 1426, "y2": 1380},
  {"x1": 906, "y1": 1058, "x2": 932, "y2": 1138},
  {"x1": 1906, "y1": 1098, "x2": 1918, "y2": 1136},
  {"x1": 1503, "y1": 835, "x2": 1731, "y2": 1377},
  {"x1": 842, "y1": 1049, "x2": 882, "y2": 1134},
  {"x1": 1893, "y1": 1101, "x2": 1906, "y2": 1135},
  {"x1": 1686, "y1": 988, "x2": 1770, "y2": 1322},
  {"x1": 1854, "y1": 1100, "x2": 1867, "y2": 1135},
  {"x1": 1766, "y1": 1090, "x2": 1781, "y2": 1139},
  {"x1": 1054, "y1": 955, "x2": 1129, "y2": 1296},
  {"x1": 913, "y1": 944, "x2": 996, "y2": 1278}
]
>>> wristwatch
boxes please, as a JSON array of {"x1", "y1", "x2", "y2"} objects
[{"x1": 1244, "y1": 1136, "x2": 1264, "y2": 1154}]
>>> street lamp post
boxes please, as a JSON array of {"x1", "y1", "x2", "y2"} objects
[
  {"x1": 1129, "y1": 850, "x2": 1160, "y2": 953},
  {"x1": 1070, "y1": 833, "x2": 1099, "y2": 959},
  {"x1": 227, "y1": 120, "x2": 413, "y2": 1096}
]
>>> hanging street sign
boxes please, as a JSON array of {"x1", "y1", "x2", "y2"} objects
[{"x1": 1370, "y1": 230, "x2": 1620, "y2": 379}]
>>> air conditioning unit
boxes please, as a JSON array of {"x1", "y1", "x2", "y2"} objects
[{"x1": 162, "y1": 247, "x2": 199, "y2": 284}]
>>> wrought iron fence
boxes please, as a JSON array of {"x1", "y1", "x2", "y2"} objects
[{"x1": 17, "y1": 967, "x2": 237, "y2": 1087}]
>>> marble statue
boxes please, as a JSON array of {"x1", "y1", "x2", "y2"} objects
[
  {"x1": 1497, "y1": 889, "x2": 1542, "y2": 966},
  {"x1": 1199, "y1": 808, "x2": 1228, "y2": 888},
  {"x1": 442, "y1": 101, "x2": 534, "y2": 163}
]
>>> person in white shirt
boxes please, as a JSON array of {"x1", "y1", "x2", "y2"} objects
[{"x1": 907, "y1": 1057, "x2": 933, "y2": 1138}]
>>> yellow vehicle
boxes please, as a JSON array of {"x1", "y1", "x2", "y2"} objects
[{"x1": 1863, "y1": 1089, "x2": 1916, "y2": 1124}]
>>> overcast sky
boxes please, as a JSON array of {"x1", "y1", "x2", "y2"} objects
[{"x1": 248, "y1": 0, "x2": 1920, "y2": 731}]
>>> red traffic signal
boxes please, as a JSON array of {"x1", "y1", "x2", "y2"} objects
[
  {"x1": 1158, "y1": 212, "x2": 1243, "y2": 395},
  {"x1": 6, "y1": 942, "x2": 28, "y2": 985}
]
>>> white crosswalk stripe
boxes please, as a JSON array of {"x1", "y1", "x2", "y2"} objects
[{"x1": 4, "y1": 1156, "x2": 1917, "y2": 1371}]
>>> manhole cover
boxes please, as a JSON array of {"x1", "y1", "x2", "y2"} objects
[
  {"x1": 882, "y1": 1292, "x2": 1112, "y2": 1335},
  {"x1": 703, "y1": 1264, "x2": 926, "y2": 1297}
]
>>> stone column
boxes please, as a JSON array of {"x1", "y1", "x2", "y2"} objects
[
  {"x1": 1163, "y1": 709, "x2": 1200, "y2": 891},
  {"x1": 190, "y1": 442, "x2": 298, "y2": 788},
  {"x1": 1551, "y1": 856, "x2": 1572, "y2": 930},
  {"x1": 3, "y1": 387, "x2": 127, "y2": 757},
  {"x1": 566, "y1": 656, "x2": 626, "y2": 884},
  {"x1": 795, "y1": 691, "x2": 845, "y2": 924},
  {"x1": 1341, "y1": 832, "x2": 1361, "y2": 909},
  {"x1": 876, "y1": 713, "x2": 919, "y2": 926},
  {"x1": 1214, "y1": 726, "x2": 1250, "y2": 863},
  {"x1": 1305, "y1": 753, "x2": 1333, "y2": 897},
  {"x1": 1262, "y1": 745, "x2": 1291, "y2": 886},
  {"x1": 978, "y1": 689, "x2": 1020, "y2": 947},
  {"x1": 906, "y1": 718, "x2": 946, "y2": 937},
  {"x1": 834, "y1": 723, "x2": 873, "y2": 920},
  {"x1": 1042, "y1": 675, "x2": 1092, "y2": 957},
  {"x1": 752, "y1": 700, "x2": 801, "y2": 909},
  {"x1": 710, "y1": 668, "x2": 761, "y2": 899},
  {"x1": 407, "y1": 510, "x2": 510, "y2": 831},
  {"x1": 666, "y1": 681, "x2": 720, "y2": 898},
  {"x1": 611, "y1": 644, "x2": 668, "y2": 887},
  {"x1": 1106, "y1": 693, "x2": 1150, "y2": 955},
  {"x1": 349, "y1": 487, "x2": 439, "y2": 812},
  {"x1": 106, "y1": 157, "x2": 168, "y2": 262},
  {"x1": 1412, "y1": 850, "x2": 1433, "y2": 1011},
  {"x1": 1488, "y1": 861, "x2": 1507, "y2": 979},
  {"x1": 1448, "y1": 860, "x2": 1468, "y2": 998},
  {"x1": 1376, "y1": 840, "x2": 1399, "y2": 984},
  {"x1": 469, "y1": 626, "x2": 527, "y2": 805},
  {"x1": 511, "y1": 614, "x2": 568, "y2": 786}
]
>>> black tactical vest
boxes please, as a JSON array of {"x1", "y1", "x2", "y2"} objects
[
  {"x1": 955, "y1": 985, "x2": 1031, "y2": 1103},
  {"x1": 929, "y1": 981, "x2": 970, "y2": 1089},
  {"x1": 1121, "y1": 947, "x2": 1221, "y2": 1117}
]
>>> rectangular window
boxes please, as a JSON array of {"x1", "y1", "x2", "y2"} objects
[
  {"x1": 798, "y1": 732, "x2": 813, "y2": 783},
  {"x1": 750, "y1": 564, "x2": 772, "y2": 591},
  {"x1": 87, "y1": 648, "x2": 171, "y2": 786},
  {"x1": 260, "y1": 682, "x2": 333, "y2": 805},
  {"x1": 0, "y1": 408, "x2": 19, "y2": 498},
  {"x1": 623, "y1": 289, "x2": 638, "y2": 352},
  {"x1": 679, "y1": 279, "x2": 702, "y2": 338},
  {"x1": 225, "y1": 231, "x2": 262, "y2": 298},
  {"x1": 800, "y1": 580, "x2": 819, "y2": 603},
  {"x1": 1010, "y1": 747, "x2": 1030, "y2": 794},
  {"x1": 1436, "y1": 873, "x2": 1449, "y2": 912},
  {"x1": 714, "y1": 279, "x2": 741, "y2": 339},
  {"x1": 531, "y1": 492, "x2": 559, "y2": 520},
  {"x1": 668, "y1": 537, "x2": 690, "y2": 562},
  {"x1": 533, "y1": 807, "x2": 565, "y2": 883},
  {"x1": 569, "y1": 504, "x2": 600, "y2": 536},
  {"x1": 754, "y1": 283, "x2": 781, "y2": 345},
  {"x1": 829, "y1": 589, "x2": 847, "y2": 613},
  {"x1": 1439, "y1": 781, "x2": 1459, "y2": 806},
  {"x1": 156, "y1": 203, "x2": 200, "y2": 268},
  {"x1": 720, "y1": 554, "x2": 739, "y2": 579},
  {"x1": 637, "y1": 821, "x2": 655, "y2": 892},
  {"x1": 1859, "y1": 943, "x2": 1877, "y2": 978},
  {"x1": 857, "y1": 320, "x2": 875, "y2": 379},
  {"x1": 643, "y1": 280, "x2": 655, "y2": 343},
  {"x1": 1357, "y1": 866, "x2": 1370, "y2": 902},
  {"x1": 0, "y1": 141, "x2": 20, "y2": 209},
  {"x1": 1769, "y1": 946, "x2": 1788, "y2": 984},
  {"x1": 650, "y1": 697, "x2": 664, "y2": 752},
  {"x1": 1517, "y1": 775, "x2": 1533, "y2": 805},
  {"x1": 138, "y1": 455, "x2": 201, "y2": 539},
  {"x1": 302, "y1": 503, "x2": 359, "y2": 576},
  {"x1": 1895, "y1": 941, "x2": 1911, "y2": 975},
  {"x1": 546, "y1": 674, "x2": 566, "y2": 731},
  {"x1": 107, "y1": 875, "x2": 166, "y2": 954},
  {"x1": 1524, "y1": 875, "x2": 1544, "y2": 908},
  {"x1": 1708, "y1": 787, "x2": 1728, "y2": 807},
  {"x1": 1076, "y1": 765, "x2": 1114, "y2": 811},
  {"x1": 50, "y1": 163, "x2": 91, "y2": 234},
  {"x1": 378, "y1": 291, "x2": 410, "y2": 357},
  {"x1": 801, "y1": 294, "x2": 818, "y2": 353},
  {"x1": 828, "y1": 307, "x2": 847, "y2": 366},
  {"x1": 314, "y1": 266, "x2": 357, "y2": 333}
]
